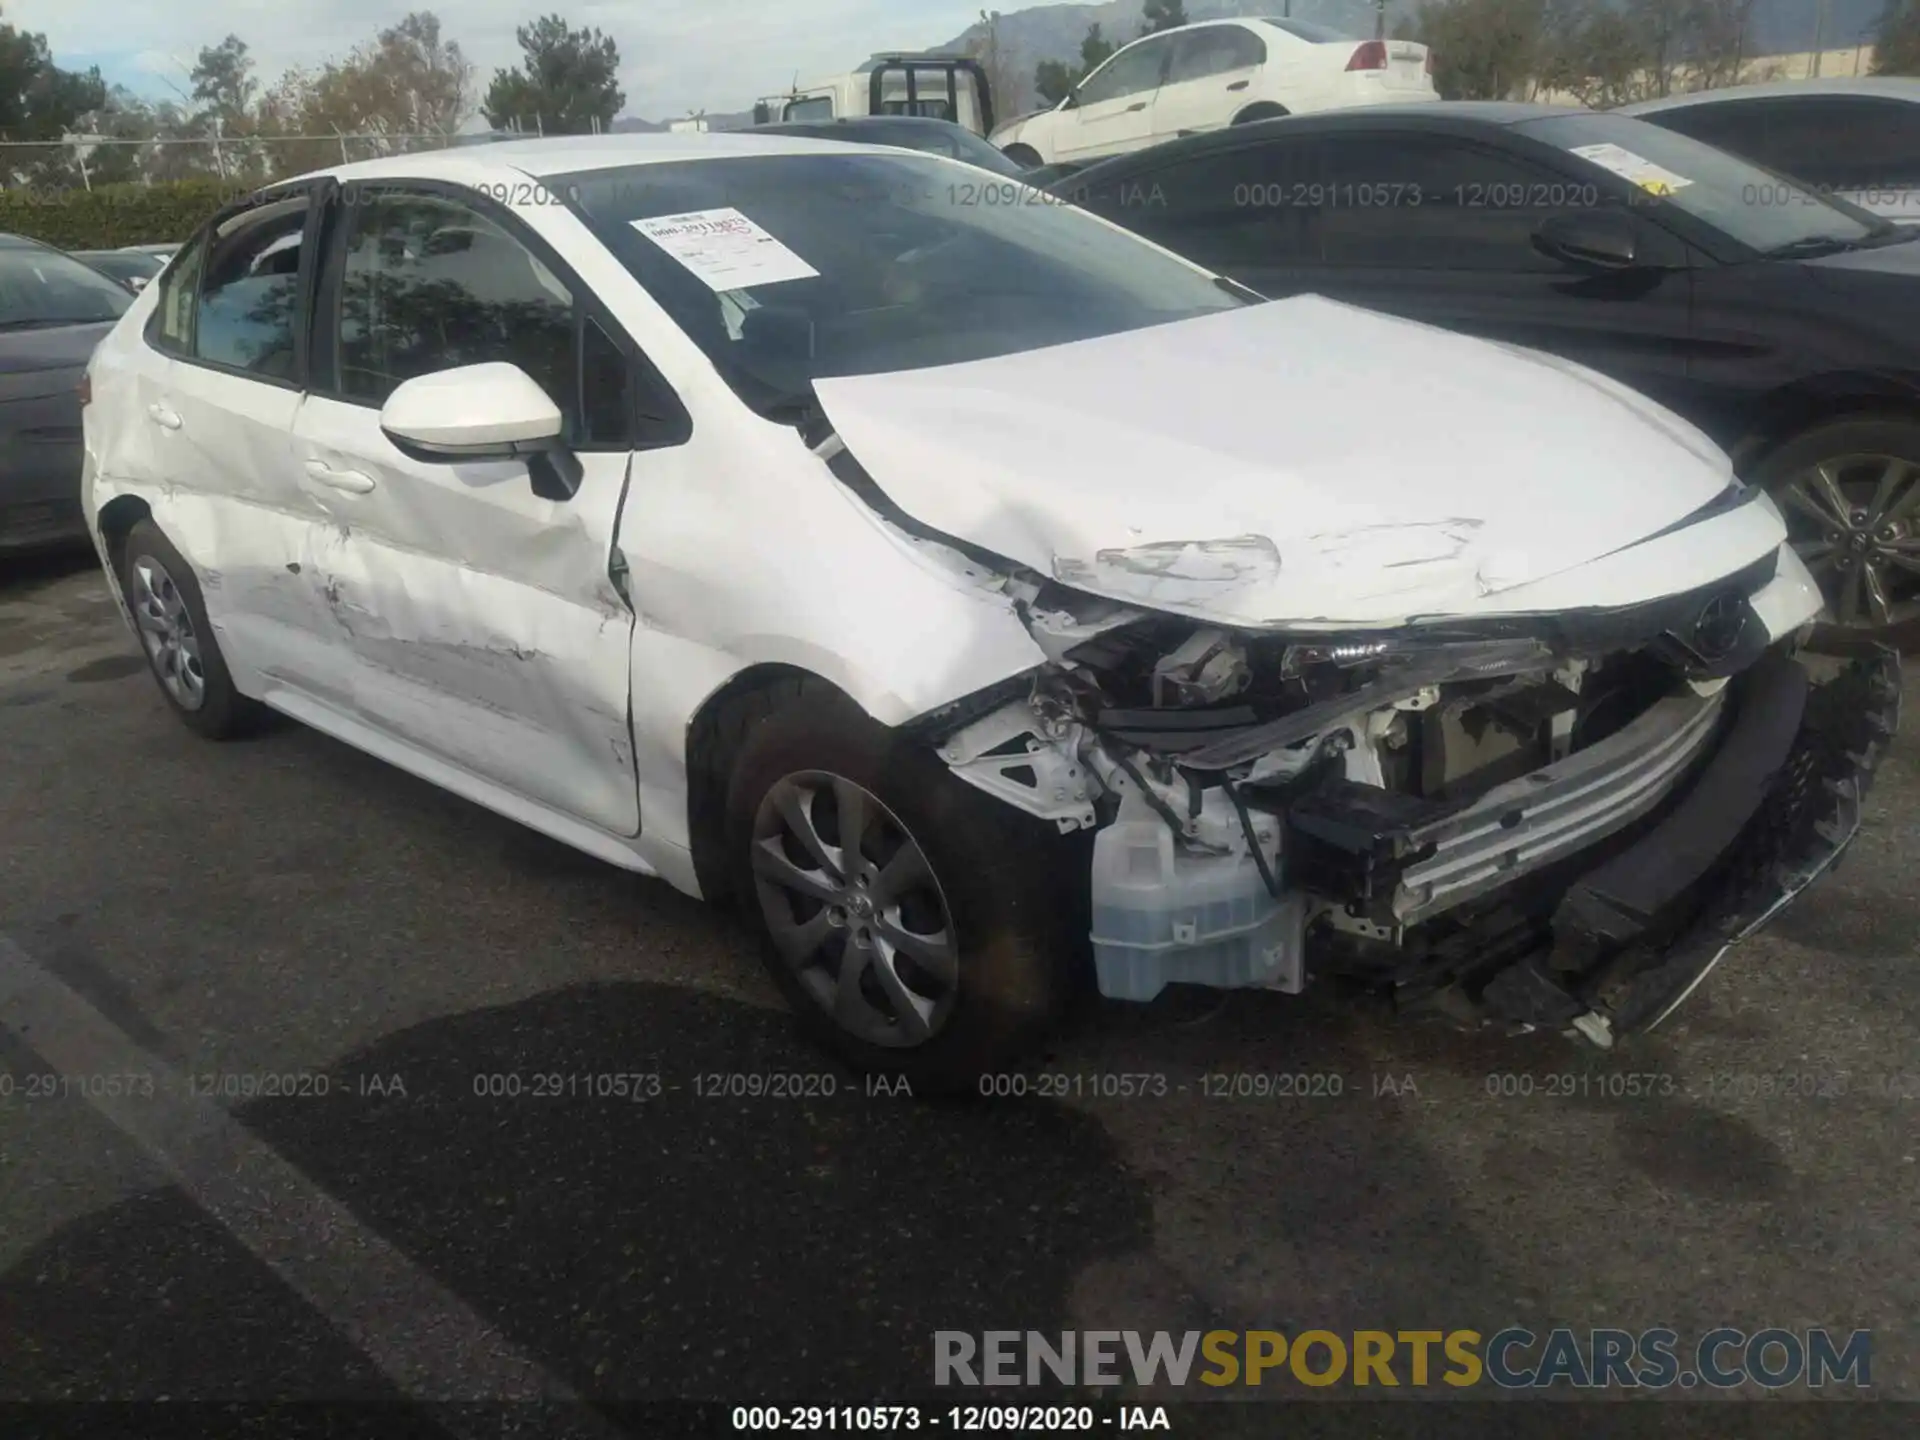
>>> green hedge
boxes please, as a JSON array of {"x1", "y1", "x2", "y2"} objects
[{"x1": 0, "y1": 180, "x2": 253, "y2": 250}]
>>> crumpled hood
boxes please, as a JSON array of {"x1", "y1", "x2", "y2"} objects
[{"x1": 813, "y1": 296, "x2": 1741, "y2": 626}]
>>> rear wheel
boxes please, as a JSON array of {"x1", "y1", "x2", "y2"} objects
[
  {"x1": 1232, "y1": 102, "x2": 1289, "y2": 124},
  {"x1": 723, "y1": 679, "x2": 1082, "y2": 1093},
  {"x1": 1002, "y1": 142, "x2": 1043, "y2": 168},
  {"x1": 1753, "y1": 418, "x2": 1920, "y2": 644},
  {"x1": 116, "y1": 519, "x2": 262, "y2": 739}
]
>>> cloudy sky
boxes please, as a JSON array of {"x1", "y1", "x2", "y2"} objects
[{"x1": 9, "y1": 0, "x2": 999, "y2": 124}]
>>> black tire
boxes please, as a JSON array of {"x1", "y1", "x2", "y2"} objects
[
  {"x1": 1749, "y1": 416, "x2": 1920, "y2": 649},
  {"x1": 1002, "y1": 143, "x2": 1043, "y2": 168},
  {"x1": 723, "y1": 677, "x2": 1085, "y2": 1094},
  {"x1": 116, "y1": 519, "x2": 263, "y2": 739},
  {"x1": 1231, "y1": 103, "x2": 1289, "y2": 124}
]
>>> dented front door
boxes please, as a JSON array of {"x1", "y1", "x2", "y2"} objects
[{"x1": 288, "y1": 390, "x2": 640, "y2": 835}]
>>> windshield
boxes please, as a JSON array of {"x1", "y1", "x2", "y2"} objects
[
  {"x1": 1520, "y1": 112, "x2": 1883, "y2": 256},
  {"x1": 0, "y1": 244, "x2": 134, "y2": 327},
  {"x1": 561, "y1": 152, "x2": 1240, "y2": 414}
]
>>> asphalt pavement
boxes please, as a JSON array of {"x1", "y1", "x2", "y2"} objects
[{"x1": 1, "y1": 546, "x2": 1915, "y2": 1435}]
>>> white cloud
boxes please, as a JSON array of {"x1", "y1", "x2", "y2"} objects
[{"x1": 11, "y1": 0, "x2": 998, "y2": 121}]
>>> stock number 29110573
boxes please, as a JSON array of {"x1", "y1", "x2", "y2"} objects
[{"x1": 729, "y1": 1405, "x2": 1102, "y2": 1431}]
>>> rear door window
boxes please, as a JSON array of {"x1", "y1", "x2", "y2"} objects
[
  {"x1": 193, "y1": 193, "x2": 312, "y2": 380},
  {"x1": 1167, "y1": 25, "x2": 1267, "y2": 83}
]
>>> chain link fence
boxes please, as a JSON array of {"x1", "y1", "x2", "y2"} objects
[{"x1": 0, "y1": 129, "x2": 511, "y2": 195}]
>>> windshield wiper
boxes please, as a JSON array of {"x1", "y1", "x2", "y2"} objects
[
  {"x1": 1214, "y1": 275, "x2": 1266, "y2": 304},
  {"x1": 1760, "y1": 235, "x2": 1874, "y2": 260}
]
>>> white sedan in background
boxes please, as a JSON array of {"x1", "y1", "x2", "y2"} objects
[
  {"x1": 992, "y1": 17, "x2": 1435, "y2": 167},
  {"x1": 1621, "y1": 78, "x2": 1920, "y2": 225},
  {"x1": 79, "y1": 134, "x2": 1891, "y2": 1090}
]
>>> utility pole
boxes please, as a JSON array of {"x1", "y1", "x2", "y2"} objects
[
  {"x1": 1810, "y1": 0, "x2": 1830, "y2": 77},
  {"x1": 1374, "y1": 0, "x2": 1387, "y2": 41}
]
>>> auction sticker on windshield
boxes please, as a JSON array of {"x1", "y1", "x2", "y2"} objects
[
  {"x1": 631, "y1": 207, "x2": 820, "y2": 290},
  {"x1": 1569, "y1": 143, "x2": 1694, "y2": 197}
]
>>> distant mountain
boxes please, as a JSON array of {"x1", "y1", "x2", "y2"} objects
[{"x1": 941, "y1": 0, "x2": 1884, "y2": 116}]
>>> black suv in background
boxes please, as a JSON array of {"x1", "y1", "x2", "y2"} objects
[
  {"x1": 1051, "y1": 104, "x2": 1920, "y2": 641},
  {"x1": 1620, "y1": 78, "x2": 1920, "y2": 226}
]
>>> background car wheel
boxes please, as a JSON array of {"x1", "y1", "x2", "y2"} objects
[
  {"x1": 723, "y1": 678, "x2": 1085, "y2": 1094},
  {"x1": 117, "y1": 519, "x2": 262, "y2": 739},
  {"x1": 1753, "y1": 418, "x2": 1920, "y2": 648},
  {"x1": 1231, "y1": 102, "x2": 1289, "y2": 124},
  {"x1": 1001, "y1": 143, "x2": 1043, "y2": 168}
]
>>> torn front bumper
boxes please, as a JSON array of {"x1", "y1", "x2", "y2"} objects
[{"x1": 1476, "y1": 645, "x2": 1902, "y2": 1045}]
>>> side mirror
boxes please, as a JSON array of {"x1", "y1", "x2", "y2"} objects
[
  {"x1": 1532, "y1": 208, "x2": 1642, "y2": 271},
  {"x1": 380, "y1": 361, "x2": 582, "y2": 501}
]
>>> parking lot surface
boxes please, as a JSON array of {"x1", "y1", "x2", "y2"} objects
[{"x1": 2, "y1": 549, "x2": 1916, "y2": 1428}]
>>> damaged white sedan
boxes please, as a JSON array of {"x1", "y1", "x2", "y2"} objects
[{"x1": 81, "y1": 135, "x2": 1900, "y2": 1087}]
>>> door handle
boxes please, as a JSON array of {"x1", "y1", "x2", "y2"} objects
[
  {"x1": 304, "y1": 459, "x2": 377, "y2": 494},
  {"x1": 1126, "y1": 101, "x2": 1147, "y2": 112},
  {"x1": 1227, "y1": 80, "x2": 1250, "y2": 91},
  {"x1": 147, "y1": 403, "x2": 181, "y2": 430}
]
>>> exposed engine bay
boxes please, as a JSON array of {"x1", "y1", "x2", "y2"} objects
[{"x1": 921, "y1": 565, "x2": 1902, "y2": 1049}]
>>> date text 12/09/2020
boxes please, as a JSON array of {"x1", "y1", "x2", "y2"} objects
[{"x1": 728, "y1": 1406, "x2": 1169, "y2": 1432}]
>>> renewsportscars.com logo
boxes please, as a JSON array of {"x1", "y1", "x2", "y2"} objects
[{"x1": 933, "y1": 1328, "x2": 1872, "y2": 1391}]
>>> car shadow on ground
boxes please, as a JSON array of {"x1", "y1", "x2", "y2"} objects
[{"x1": 0, "y1": 977, "x2": 1513, "y2": 1416}]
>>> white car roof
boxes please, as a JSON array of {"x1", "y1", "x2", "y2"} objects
[
  {"x1": 1102, "y1": 16, "x2": 1356, "y2": 43},
  {"x1": 272, "y1": 131, "x2": 903, "y2": 190},
  {"x1": 1618, "y1": 76, "x2": 1920, "y2": 116}
]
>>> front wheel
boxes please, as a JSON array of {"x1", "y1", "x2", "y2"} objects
[
  {"x1": 1001, "y1": 143, "x2": 1044, "y2": 169},
  {"x1": 723, "y1": 679, "x2": 1082, "y2": 1093},
  {"x1": 1752, "y1": 418, "x2": 1920, "y2": 644}
]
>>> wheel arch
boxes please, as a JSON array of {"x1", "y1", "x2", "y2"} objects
[
  {"x1": 95, "y1": 492, "x2": 152, "y2": 570},
  {"x1": 1728, "y1": 374, "x2": 1920, "y2": 476},
  {"x1": 1231, "y1": 101, "x2": 1290, "y2": 124},
  {"x1": 682, "y1": 663, "x2": 861, "y2": 909}
]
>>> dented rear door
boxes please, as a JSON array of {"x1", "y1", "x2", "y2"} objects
[{"x1": 286, "y1": 182, "x2": 640, "y2": 836}]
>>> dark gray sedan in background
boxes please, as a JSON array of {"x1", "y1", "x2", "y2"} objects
[
  {"x1": 750, "y1": 114, "x2": 1029, "y2": 177},
  {"x1": 1, "y1": 233, "x2": 131, "y2": 553}
]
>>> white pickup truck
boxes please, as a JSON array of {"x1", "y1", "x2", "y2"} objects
[{"x1": 752, "y1": 54, "x2": 996, "y2": 136}]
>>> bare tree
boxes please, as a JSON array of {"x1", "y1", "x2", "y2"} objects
[
  {"x1": 1873, "y1": 0, "x2": 1920, "y2": 74},
  {"x1": 1397, "y1": 0, "x2": 1545, "y2": 101},
  {"x1": 964, "y1": 10, "x2": 1027, "y2": 119},
  {"x1": 1676, "y1": 0, "x2": 1762, "y2": 90}
]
